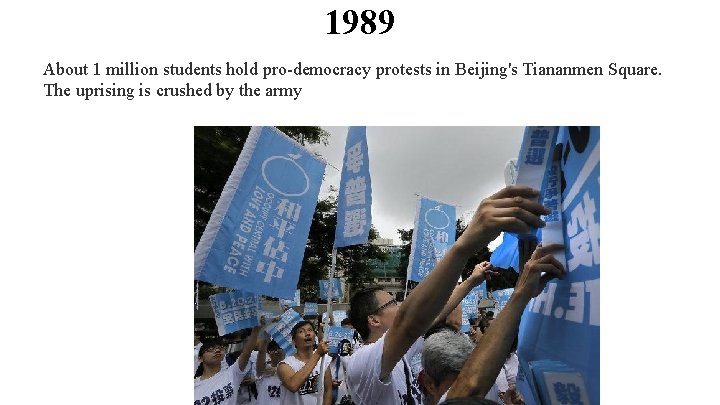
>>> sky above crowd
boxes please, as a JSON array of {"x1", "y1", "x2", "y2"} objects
[{"x1": 308, "y1": 126, "x2": 526, "y2": 248}]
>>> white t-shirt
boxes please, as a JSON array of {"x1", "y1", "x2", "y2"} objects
[
  {"x1": 194, "y1": 359, "x2": 252, "y2": 405},
  {"x1": 255, "y1": 372, "x2": 283, "y2": 405},
  {"x1": 345, "y1": 332, "x2": 424, "y2": 405},
  {"x1": 494, "y1": 352, "x2": 519, "y2": 393},
  {"x1": 330, "y1": 356, "x2": 353, "y2": 405},
  {"x1": 279, "y1": 353, "x2": 333, "y2": 405}
]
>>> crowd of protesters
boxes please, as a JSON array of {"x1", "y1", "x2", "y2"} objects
[{"x1": 194, "y1": 185, "x2": 566, "y2": 405}]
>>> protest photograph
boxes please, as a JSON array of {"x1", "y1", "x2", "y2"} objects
[{"x1": 194, "y1": 126, "x2": 600, "y2": 405}]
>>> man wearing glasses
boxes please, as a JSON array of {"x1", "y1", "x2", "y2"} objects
[{"x1": 345, "y1": 186, "x2": 551, "y2": 405}]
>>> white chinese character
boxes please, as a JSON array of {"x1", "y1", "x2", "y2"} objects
[
  {"x1": 276, "y1": 199, "x2": 302, "y2": 222},
  {"x1": 566, "y1": 191, "x2": 600, "y2": 271},
  {"x1": 263, "y1": 236, "x2": 289, "y2": 263},
  {"x1": 345, "y1": 142, "x2": 364, "y2": 173},
  {"x1": 345, "y1": 176, "x2": 367, "y2": 206},
  {"x1": 256, "y1": 260, "x2": 285, "y2": 283},
  {"x1": 273, "y1": 218, "x2": 295, "y2": 239},
  {"x1": 233, "y1": 310, "x2": 244, "y2": 321},
  {"x1": 436, "y1": 231, "x2": 449, "y2": 243},
  {"x1": 343, "y1": 208, "x2": 367, "y2": 238},
  {"x1": 221, "y1": 313, "x2": 234, "y2": 325}
]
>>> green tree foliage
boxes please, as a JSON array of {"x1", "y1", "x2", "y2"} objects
[{"x1": 299, "y1": 192, "x2": 387, "y2": 302}]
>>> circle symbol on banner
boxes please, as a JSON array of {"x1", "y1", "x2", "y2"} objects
[
  {"x1": 554, "y1": 306, "x2": 565, "y2": 319},
  {"x1": 261, "y1": 154, "x2": 310, "y2": 197},
  {"x1": 424, "y1": 206, "x2": 450, "y2": 229}
]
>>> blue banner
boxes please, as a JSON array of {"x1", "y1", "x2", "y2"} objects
[
  {"x1": 461, "y1": 291, "x2": 478, "y2": 333},
  {"x1": 326, "y1": 326, "x2": 354, "y2": 355},
  {"x1": 406, "y1": 197, "x2": 457, "y2": 282},
  {"x1": 335, "y1": 126, "x2": 373, "y2": 248},
  {"x1": 280, "y1": 289, "x2": 301, "y2": 307},
  {"x1": 540, "y1": 156, "x2": 567, "y2": 269},
  {"x1": 194, "y1": 126, "x2": 327, "y2": 299},
  {"x1": 517, "y1": 127, "x2": 600, "y2": 405},
  {"x1": 490, "y1": 232, "x2": 520, "y2": 271},
  {"x1": 492, "y1": 288, "x2": 514, "y2": 315},
  {"x1": 266, "y1": 308, "x2": 304, "y2": 357},
  {"x1": 209, "y1": 290, "x2": 262, "y2": 336},
  {"x1": 514, "y1": 126, "x2": 559, "y2": 239},
  {"x1": 304, "y1": 302, "x2": 318, "y2": 316},
  {"x1": 319, "y1": 278, "x2": 343, "y2": 300}
]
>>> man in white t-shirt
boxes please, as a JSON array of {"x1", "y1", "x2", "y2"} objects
[
  {"x1": 278, "y1": 320, "x2": 333, "y2": 405},
  {"x1": 345, "y1": 186, "x2": 552, "y2": 405}
]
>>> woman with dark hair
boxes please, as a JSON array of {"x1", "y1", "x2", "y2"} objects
[{"x1": 194, "y1": 325, "x2": 261, "y2": 405}]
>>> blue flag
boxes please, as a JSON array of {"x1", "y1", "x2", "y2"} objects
[
  {"x1": 514, "y1": 126, "x2": 560, "y2": 239},
  {"x1": 490, "y1": 232, "x2": 520, "y2": 271},
  {"x1": 517, "y1": 126, "x2": 600, "y2": 405},
  {"x1": 319, "y1": 278, "x2": 343, "y2": 300},
  {"x1": 209, "y1": 290, "x2": 262, "y2": 336},
  {"x1": 406, "y1": 197, "x2": 456, "y2": 282},
  {"x1": 335, "y1": 126, "x2": 373, "y2": 247},
  {"x1": 266, "y1": 308, "x2": 304, "y2": 356},
  {"x1": 194, "y1": 126, "x2": 326, "y2": 299}
]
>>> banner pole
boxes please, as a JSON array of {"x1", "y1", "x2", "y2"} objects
[{"x1": 317, "y1": 247, "x2": 337, "y2": 405}]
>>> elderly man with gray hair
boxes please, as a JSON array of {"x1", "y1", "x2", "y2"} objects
[{"x1": 418, "y1": 330, "x2": 501, "y2": 405}]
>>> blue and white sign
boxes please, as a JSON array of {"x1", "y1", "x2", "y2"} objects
[
  {"x1": 326, "y1": 326, "x2": 354, "y2": 355},
  {"x1": 514, "y1": 126, "x2": 559, "y2": 239},
  {"x1": 518, "y1": 127, "x2": 600, "y2": 405},
  {"x1": 194, "y1": 126, "x2": 327, "y2": 299},
  {"x1": 470, "y1": 281, "x2": 488, "y2": 301},
  {"x1": 406, "y1": 197, "x2": 457, "y2": 282},
  {"x1": 335, "y1": 126, "x2": 373, "y2": 248},
  {"x1": 319, "y1": 278, "x2": 343, "y2": 300},
  {"x1": 304, "y1": 302, "x2": 318, "y2": 316},
  {"x1": 266, "y1": 308, "x2": 304, "y2": 356},
  {"x1": 492, "y1": 288, "x2": 514, "y2": 315},
  {"x1": 322, "y1": 310, "x2": 348, "y2": 324},
  {"x1": 280, "y1": 289, "x2": 301, "y2": 307},
  {"x1": 490, "y1": 232, "x2": 520, "y2": 271},
  {"x1": 209, "y1": 290, "x2": 262, "y2": 336},
  {"x1": 540, "y1": 152, "x2": 567, "y2": 269},
  {"x1": 461, "y1": 291, "x2": 479, "y2": 333}
]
